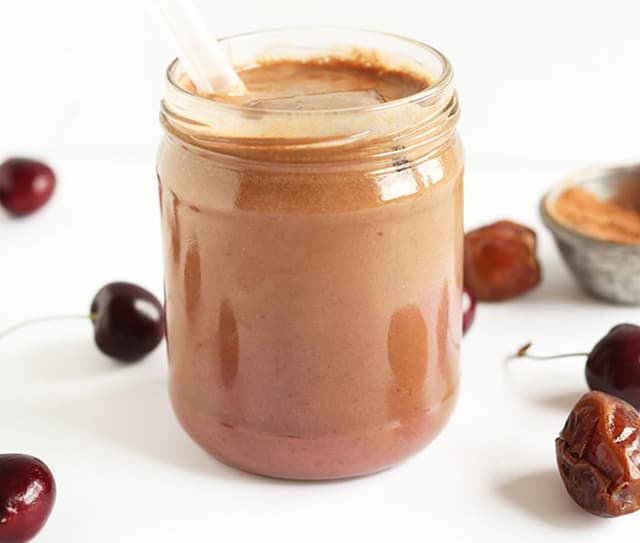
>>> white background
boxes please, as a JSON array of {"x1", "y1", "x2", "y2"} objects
[
  {"x1": 1, "y1": 1, "x2": 640, "y2": 542},
  {"x1": 1, "y1": 0, "x2": 640, "y2": 167}
]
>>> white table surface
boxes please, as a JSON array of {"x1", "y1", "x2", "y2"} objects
[{"x1": 2, "y1": 158, "x2": 639, "y2": 542}]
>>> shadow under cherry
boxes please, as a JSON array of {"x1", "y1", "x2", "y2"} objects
[
  {"x1": 533, "y1": 390, "x2": 584, "y2": 412},
  {"x1": 14, "y1": 336, "x2": 120, "y2": 381}
]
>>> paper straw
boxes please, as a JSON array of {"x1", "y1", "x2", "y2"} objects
[{"x1": 148, "y1": 0, "x2": 246, "y2": 94}]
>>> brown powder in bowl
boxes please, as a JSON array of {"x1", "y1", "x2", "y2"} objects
[{"x1": 550, "y1": 184, "x2": 640, "y2": 244}]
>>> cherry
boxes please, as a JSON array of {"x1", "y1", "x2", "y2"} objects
[
  {"x1": 0, "y1": 454, "x2": 55, "y2": 543},
  {"x1": 515, "y1": 323, "x2": 640, "y2": 409},
  {"x1": 462, "y1": 286, "x2": 476, "y2": 335},
  {"x1": 585, "y1": 324, "x2": 640, "y2": 410},
  {"x1": 0, "y1": 282, "x2": 164, "y2": 363},
  {"x1": 0, "y1": 159, "x2": 56, "y2": 216},
  {"x1": 90, "y1": 282, "x2": 165, "y2": 363}
]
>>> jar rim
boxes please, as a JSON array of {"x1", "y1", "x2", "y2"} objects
[{"x1": 164, "y1": 27, "x2": 454, "y2": 116}]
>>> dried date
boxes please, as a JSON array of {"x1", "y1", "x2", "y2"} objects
[
  {"x1": 463, "y1": 220, "x2": 541, "y2": 301},
  {"x1": 556, "y1": 391, "x2": 640, "y2": 517}
]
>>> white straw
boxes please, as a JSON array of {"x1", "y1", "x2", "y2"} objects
[{"x1": 147, "y1": 0, "x2": 246, "y2": 95}]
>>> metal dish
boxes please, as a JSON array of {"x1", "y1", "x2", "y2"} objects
[{"x1": 540, "y1": 163, "x2": 640, "y2": 305}]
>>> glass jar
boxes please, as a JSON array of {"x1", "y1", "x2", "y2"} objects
[{"x1": 157, "y1": 28, "x2": 463, "y2": 479}]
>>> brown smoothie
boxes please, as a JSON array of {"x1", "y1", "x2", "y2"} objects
[{"x1": 158, "y1": 43, "x2": 463, "y2": 479}]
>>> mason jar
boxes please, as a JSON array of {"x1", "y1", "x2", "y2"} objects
[{"x1": 157, "y1": 28, "x2": 463, "y2": 479}]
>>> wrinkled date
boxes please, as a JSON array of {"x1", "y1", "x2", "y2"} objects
[
  {"x1": 463, "y1": 220, "x2": 541, "y2": 301},
  {"x1": 556, "y1": 391, "x2": 640, "y2": 517}
]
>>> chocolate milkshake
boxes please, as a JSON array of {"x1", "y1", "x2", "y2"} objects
[{"x1": 157, "y1": 29, "x2": 463, "y2": 479}]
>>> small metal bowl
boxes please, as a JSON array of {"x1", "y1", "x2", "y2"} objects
[{"x1": 540, "y1": 163, "x2": 640, "y2": 305}]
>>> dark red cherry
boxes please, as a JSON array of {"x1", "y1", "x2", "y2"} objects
[
  {"x1": 0, "y1": 454, "x2": 56, "y2": 543},
  {"x1": 462, "y1": 286, "x2": 476, "y2": 335},
  {"x1": 90, "y1": 282, "x2": 165, "y2": 363},
  {"x1": 586, "y1": 324, "x2": 640, "y2": 410},
  {"x1": 0, "y1": 158, "x2": 56, "y2": 216}
]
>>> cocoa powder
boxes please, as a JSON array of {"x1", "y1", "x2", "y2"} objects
[{"x1": 550, "y1": 185, "x2": 640, "y2": 244}]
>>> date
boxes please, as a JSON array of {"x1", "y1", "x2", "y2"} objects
[
  {"x1": 464, "y1": 220, "x2": 541, "y2": 301},
  {"x1": 556, "y1": 391, "x2": 640, "y2": 517}
]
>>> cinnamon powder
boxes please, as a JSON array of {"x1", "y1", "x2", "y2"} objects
[{"x1": 550, "y1": 184, "x2": 640, "y2": 244}]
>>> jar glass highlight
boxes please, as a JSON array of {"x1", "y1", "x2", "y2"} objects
[{"x1": 157, "y1": 28, "x2": 464, "y2": 480}]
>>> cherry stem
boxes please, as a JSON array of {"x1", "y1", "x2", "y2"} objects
[
  {"x1": 511, "y1": 341, "x2": 589, "y2": 361},
  {"x1": 0, "y1": 314, "x2": 95, "y2": 341}
]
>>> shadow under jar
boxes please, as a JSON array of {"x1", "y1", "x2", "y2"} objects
[{"x1": 157, "y1": 28, "x2": 464, "y2": 480}]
